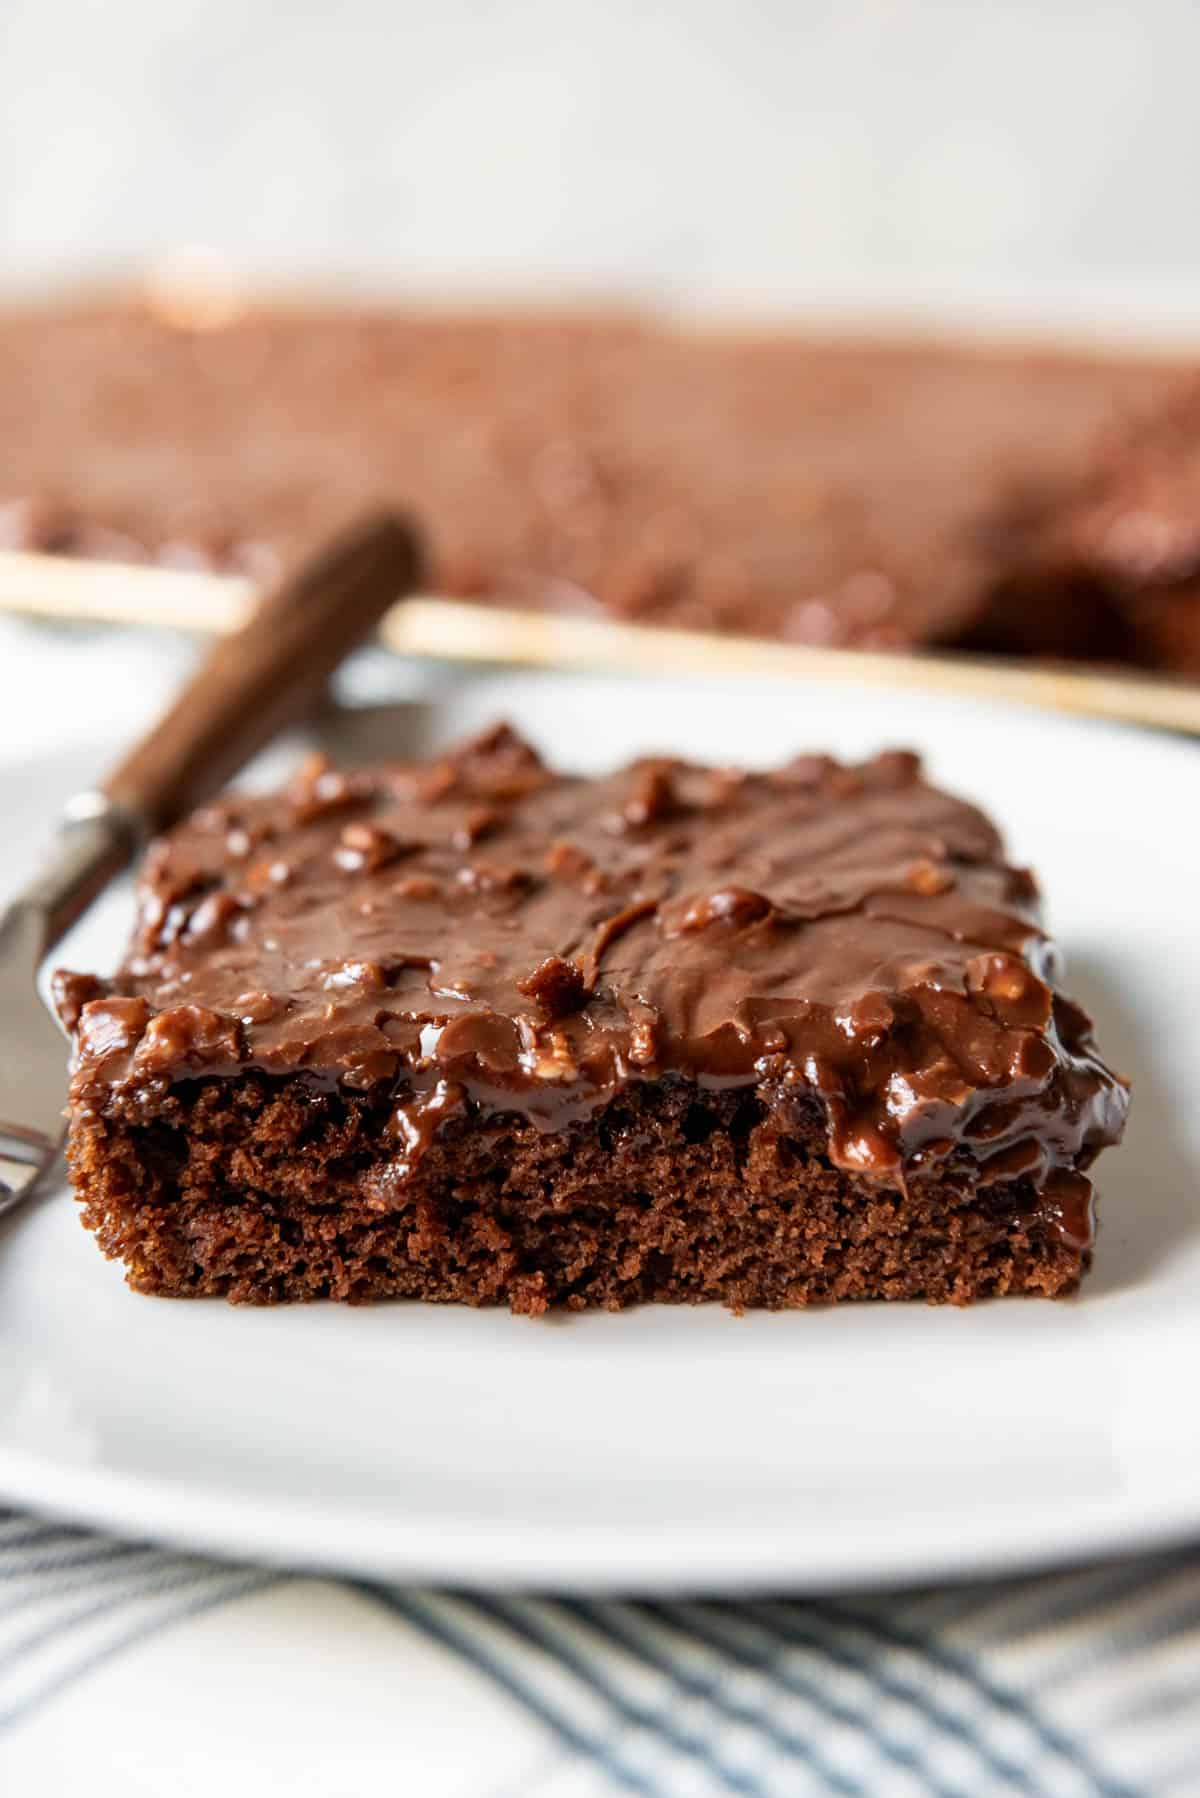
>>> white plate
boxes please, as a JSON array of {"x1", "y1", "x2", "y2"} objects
[{"x1": 0, "y1": 670, "x2": 1197, "y2": 1592}]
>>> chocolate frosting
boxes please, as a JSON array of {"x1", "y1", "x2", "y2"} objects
[{"x1": 59, "y1": 727, "x2": 1127, "y2": 1239}]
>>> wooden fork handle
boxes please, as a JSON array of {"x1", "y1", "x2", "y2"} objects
[{"x1": 102, "y1": 508, "x2": 423, "y2": 836}]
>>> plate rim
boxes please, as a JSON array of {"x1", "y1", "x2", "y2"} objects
[{"x1": 2, "y1": 1435, "x2": 1199, "y2": 1593}]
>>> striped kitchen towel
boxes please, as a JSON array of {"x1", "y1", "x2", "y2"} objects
[{"x1": 0, "y1": 1510, "x2": 1197, "y2": 1797}]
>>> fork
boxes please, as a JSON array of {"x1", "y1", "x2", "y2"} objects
[{"x1": 0, "y1": 510, "x2": 422, "y2": 1213}]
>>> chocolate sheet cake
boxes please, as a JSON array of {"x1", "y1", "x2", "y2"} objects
[
  {"x1": 1011, "y1": 377, "x2": 1200, "y2": 677},
  {"x1": 0, "y1": 296, "x2": 1192, "y2": 666},
  {"x1": 57, "y1": 726, "x2": 1128, "y2": 1311}
]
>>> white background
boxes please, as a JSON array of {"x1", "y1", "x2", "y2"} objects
[{"x1": 1, "y1": 0, "x2": 1199, "y2": 323}]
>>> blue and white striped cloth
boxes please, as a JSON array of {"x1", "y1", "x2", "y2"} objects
[{"x1": 1, "y1": 1509, "x2": 1198, "y2": 1797}]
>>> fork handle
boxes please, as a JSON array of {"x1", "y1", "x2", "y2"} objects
[
  {"x1": 101, "y1": 508, "x2": 422, "y2": 836},
  {"x1": 27, "y1": 509, "x2": 423, "y2": 952}
]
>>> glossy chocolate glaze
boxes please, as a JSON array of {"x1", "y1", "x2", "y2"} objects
[{"x1": 58, "y1": 727, "x2": 1128, "y2": 1248}]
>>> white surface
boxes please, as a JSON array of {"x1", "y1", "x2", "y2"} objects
[
  {"x1": 4, "y1": 1, "x2": 1200, "y2": 327},
  {"x1": 0, "y1": 667, "x2": 1197, "y2": 1592}
]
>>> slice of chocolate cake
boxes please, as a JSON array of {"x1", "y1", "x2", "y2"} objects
[{"x1": 56, "y1": 725, "x2": 1128, "y2": 1312}]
